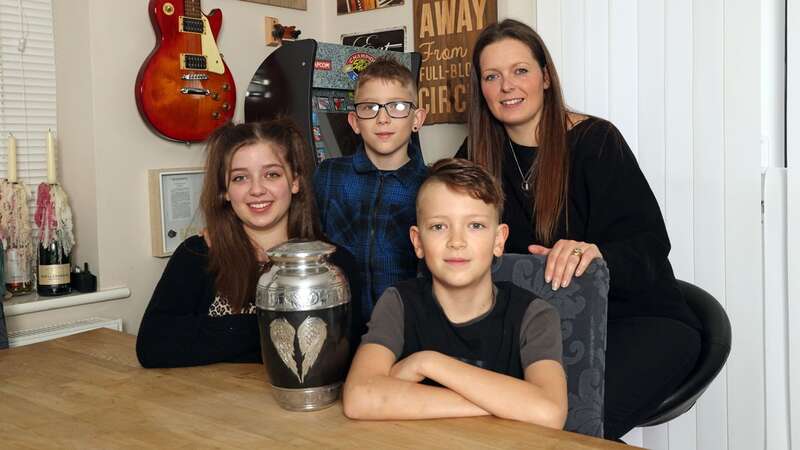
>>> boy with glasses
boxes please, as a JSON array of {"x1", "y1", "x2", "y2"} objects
[{"x1": 314, "y1": 57, "x2": 428, "y2": 322}]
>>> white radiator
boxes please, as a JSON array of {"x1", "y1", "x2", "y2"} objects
[{"x1": 8, "y1": 317, "x2": 123, "y2": 348}]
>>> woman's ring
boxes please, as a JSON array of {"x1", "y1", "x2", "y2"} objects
[{"x1": 571, "y1": 247, "x2": 584, "y2": 257}]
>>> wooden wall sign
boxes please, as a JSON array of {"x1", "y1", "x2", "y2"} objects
[
  {"x1": 413, "y1": 0, "x2": 497, "y2": 124},
  {"x1": 241, "y1": 0, "x2": 307, "y2": 10}
]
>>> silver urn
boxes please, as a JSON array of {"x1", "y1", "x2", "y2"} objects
[{"x1": 256, "y1": 240, "x2": 351, "y2": 411}]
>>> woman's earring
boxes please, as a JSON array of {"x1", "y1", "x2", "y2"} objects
[{"x1": 412, "y1": 126, "x2": 418, "y2": 132}]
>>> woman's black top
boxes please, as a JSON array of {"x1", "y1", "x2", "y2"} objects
[{"x1": 456, "y1": 117, "x2": 700, "y2": 329}]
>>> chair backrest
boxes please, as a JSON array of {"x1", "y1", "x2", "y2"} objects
[
  {"x1": 492, "y1": 253, "x2": 609, "y2": 437},
  {"x1": 637, "y1": 279, "x2": 732, "y2": 426}
]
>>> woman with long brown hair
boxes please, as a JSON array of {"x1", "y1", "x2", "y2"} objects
[
  {"x1": 137, "y1": 119, "x2": 360, "y2": 368},
  {"x1": 457, "y1": 19, "x2": 701, "y2": 440}
]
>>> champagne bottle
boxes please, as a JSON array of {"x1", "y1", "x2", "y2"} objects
[
  {"x1": 38, "y1": 239, "x2": 71, "y2": 296},
  {"x1": 4, "y1": 246, "x2": 33, "y2": 295}
]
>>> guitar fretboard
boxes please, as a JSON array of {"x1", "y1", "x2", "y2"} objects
[{"x1": 184, "y1": 0, "x2": 202, "y2": 18}]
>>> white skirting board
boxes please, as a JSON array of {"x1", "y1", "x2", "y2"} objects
[{"x1": 8, "y1": 317, "x2": 123, "y2": 348}]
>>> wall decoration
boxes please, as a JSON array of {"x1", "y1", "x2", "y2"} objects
[
  {"x1": 413, "y1": 0, "x2": 497, "y2": 124},
  {"x1": 241, "y1": 0, "x2": 307, "y2": 9},
  {"x1": 136, "y1": 0, "x2": 237, "y2": 143},
  {"x1": 342, "y1": 27, "x2": 405, "y2": 52},
  {"x1": 148, "y1": 168, "x2": 205, "y2": 257},
  {"x1": 337, "y1": 0, "x2": 404, "y2": 15}
]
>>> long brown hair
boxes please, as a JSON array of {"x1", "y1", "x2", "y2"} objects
[
  {"x1": 467, "y1": 19, "x2": 569, "y2": 246},
  {"x1": 200, "y1": 119, "x2": 321, "y2": 312}
]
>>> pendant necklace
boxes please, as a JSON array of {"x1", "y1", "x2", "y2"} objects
[{"x1": 508, "y1": 141, "x2": 534, "y2": 192}]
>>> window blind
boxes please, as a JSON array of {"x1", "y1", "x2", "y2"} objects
[{"x1": 0, "y1": 0, "x2": 57, "y2": 220}]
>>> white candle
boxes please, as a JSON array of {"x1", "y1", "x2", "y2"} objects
[
  {"x1": 47, "y1": 129, "x2": 56, "y2": 184},
  {"x1": 7, "y1": 134, "x2": 17, "y2": 183}
]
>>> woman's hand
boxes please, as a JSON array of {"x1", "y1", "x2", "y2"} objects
[
  {"x1": 389, "y1": 351, "x2": 439, "y2": 383},
  {"x1": 528, "y1": 240, "x2": 603, "y2": 290}
]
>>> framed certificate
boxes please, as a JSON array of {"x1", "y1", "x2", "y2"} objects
[{"x1": 148, "y1": 168, "x2": 205, "y2": 257}]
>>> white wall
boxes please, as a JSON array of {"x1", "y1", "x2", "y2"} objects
[{"x1": 537, "y1": 1, "x2": 765, "y2": 449}]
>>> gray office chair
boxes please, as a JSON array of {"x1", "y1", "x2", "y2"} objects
[{"x1": 492, "y1": 253, "x2": 609, "y2": 438}]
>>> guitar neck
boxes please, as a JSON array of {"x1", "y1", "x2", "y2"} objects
[{"x1": 184, "y1": 0, "x2": 202, "y2": 18}]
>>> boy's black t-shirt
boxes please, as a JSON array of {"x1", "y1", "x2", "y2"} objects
[{"x1": 361, "y1": 278, "x2": 562, "y2": 374}]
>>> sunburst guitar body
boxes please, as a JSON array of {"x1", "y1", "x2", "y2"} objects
[{"x1": 136, "y1": 0, "x2": 236, "y2": 143}]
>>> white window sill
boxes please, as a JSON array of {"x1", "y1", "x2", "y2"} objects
[{"x1": 3, "y1": 287, "x2": 131, "y2": 317}]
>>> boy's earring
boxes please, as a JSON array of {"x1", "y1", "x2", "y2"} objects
[{"x1": 412, "y1": 126, "x2": 418, "y2": 132}]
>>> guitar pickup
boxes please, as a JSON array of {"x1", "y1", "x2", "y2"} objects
[
  {"x1": 181, "y1": 53, "x2": 207, "y2": 70},
  {"x1": 182, "y1": 73, "x2": 209, "y2": 81},
  {"x1": 179, "y1": 16, "x2": 204, "y2": 34},
  {"x1": 180, "y1": 87, "x2": 210, "y2": 96}
]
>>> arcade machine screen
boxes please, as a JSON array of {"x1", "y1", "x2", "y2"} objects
[{"x1": 245, "y1": 40, "x2": 421, "y2": 163}]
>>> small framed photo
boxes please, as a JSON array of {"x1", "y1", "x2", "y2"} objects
[
  {"x1": 337, "y1": 0, "x2": 404, "y2": 15},
  {"x1": 148, "y1": 168, "x2": 205, "y2": 257}
]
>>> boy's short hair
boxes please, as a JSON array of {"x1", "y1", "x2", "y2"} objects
[
  {"x1": 355, "y1": 56, "x2": 418, "y2": 99},
  {"x1": 418, "y1": 158, "x2": 505, "y2": 219}
]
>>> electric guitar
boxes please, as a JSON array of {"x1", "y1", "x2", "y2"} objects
[{"x1": 136, "y1": 0, "x2": 236, "y2": 143}]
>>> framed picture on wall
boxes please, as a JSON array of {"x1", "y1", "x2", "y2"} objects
[
  {"x1": 240, "y1": 0, "x2": 307, "y2": 9},
  {"x1": 342, "y1": 27, "x2": 405, "y2": 52},
  {"x1": 337, "y1": 0, "x2": 404, "y2": 15},
  {"x1": 148, "y1": 168, "x2": 205, "y2": 258}
]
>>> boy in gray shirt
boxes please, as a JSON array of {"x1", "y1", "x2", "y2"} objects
[{"x1": 343, "y1": 158, "x2": 567, "y2": 429}]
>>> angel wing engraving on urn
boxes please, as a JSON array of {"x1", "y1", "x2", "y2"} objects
[
  {"x1": 298, "y1": 316, "x2": 327, "y2": 382},
  {"x1": 269, "y1": 318, "x2": 301, "y2": 382}
]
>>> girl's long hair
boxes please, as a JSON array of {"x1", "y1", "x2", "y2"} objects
[
  {"x1": 467, "y1": 19, "x2": 570, "y2": 246},
  {"x1": 200, "y1": 119, "x2": 321, "y2": 312}
]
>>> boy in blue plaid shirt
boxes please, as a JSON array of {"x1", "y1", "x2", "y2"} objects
[{"x1": 314, "y1": 57, "x2": 427, "y2": 321}]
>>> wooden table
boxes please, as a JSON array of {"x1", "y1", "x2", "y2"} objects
[{"x1": 0, "y1": 329, "x2": 635, "y2": 449}]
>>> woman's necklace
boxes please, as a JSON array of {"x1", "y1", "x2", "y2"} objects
[{"x1": 508, "y1": 141, "x2": 534, "y2": 192}]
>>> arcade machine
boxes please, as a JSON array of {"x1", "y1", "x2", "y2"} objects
[{"x1": 244, "y1": 40, "x2": 421, "y2": 163}]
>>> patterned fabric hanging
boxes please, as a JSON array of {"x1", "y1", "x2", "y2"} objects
[
  {"x1": 34, "y1": 183, "x2": 75, "y2": 256},
  {"x1": 0, "y1": 181, "x2": 33, "y2": 270}
]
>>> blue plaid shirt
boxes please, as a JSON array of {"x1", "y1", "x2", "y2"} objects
[{"x1": 313, "y1": 141, "x2": 427, "y2": 321}]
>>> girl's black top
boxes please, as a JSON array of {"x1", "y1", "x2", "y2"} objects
[
  {"x1": 456, "y1": 117, "x2": 701, "y2": 329},
  {"x1": 136, "y1": 236, "x2": 363, "y2": 368}
]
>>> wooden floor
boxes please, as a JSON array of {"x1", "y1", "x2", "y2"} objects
[{"x1": 0, "y1": 329, "x2": 636, "y2": 449}]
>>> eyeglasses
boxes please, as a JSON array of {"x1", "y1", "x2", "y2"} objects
[{"x1": 353, "y1": 101, "x2": 417, "y2": 119}]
